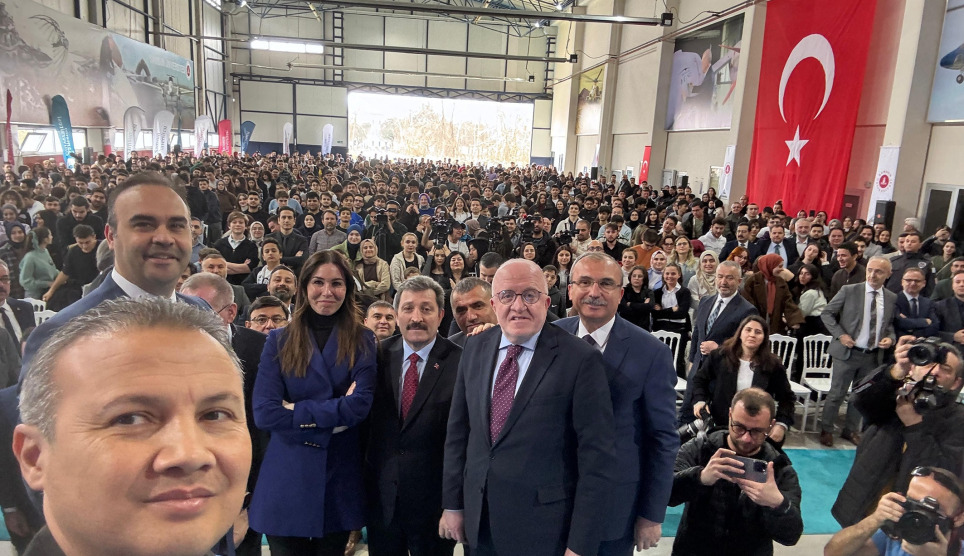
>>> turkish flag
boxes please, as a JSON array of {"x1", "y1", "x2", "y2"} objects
[{"x1": 745, "y1": 0, "x2": 877, "y2": 218}]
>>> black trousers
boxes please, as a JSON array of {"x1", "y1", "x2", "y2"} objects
[
  {"x1": 367, "y1": 513, "x2": 456, "y2": 556},
  {"x1": 266, "y1": 531, "x2": 351, "y2": 556}
]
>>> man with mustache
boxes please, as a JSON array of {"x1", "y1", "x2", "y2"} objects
[
  {"x1": 556, "y1": 252, "x2": 678, "y2": 554},
  {"x1": 266, "y1": 266, "x2": 296, "y2": 311},
  {"x1": 448, "y1": 278, "x2": 498, "y2": 348},
  {"x1": 365, "y1": 277, "x2": 462, "y2": 556}
]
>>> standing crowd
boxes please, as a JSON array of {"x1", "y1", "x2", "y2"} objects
[{"x1": 0, "y1": 150, "x2": 961, "y2": 556}]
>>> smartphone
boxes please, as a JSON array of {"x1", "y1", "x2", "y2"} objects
[{"x1": 724, "y1": 455, "x2": 768, "y2": 483}]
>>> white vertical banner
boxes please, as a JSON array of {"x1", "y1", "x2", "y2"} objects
[
  {"x1": 867, "y1": 146, "x2": 900, "y2": 220},
  {"x1": 282, "y1": 122, "x2": 293, "y2": 155},
  {"x1": 194, "y1": 116, "x2": 213, "y2": 157},
  {"x1": 720, "y1": 144, "x2": 736, "y2": 198},
  {"x1": 152, "y1": 110, "x2": 175, "y2": 157},
  {"x1": 123, "y1": 107, "x2": 146, "y2": 160},
  {"x1": 321, "y1": 124, "x2": 334, "y2": 155}
]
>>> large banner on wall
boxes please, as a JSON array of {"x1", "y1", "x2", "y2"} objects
[
  {"x1": 928, "y1": 0, "x2": 964, "y2": 122},
  {"x1": 0, "y1": 1, "x2": 194, "y2": 129},
  {"x1": 575, "y1": 66, "x2": 605, "y2": 135},
  {"x1": 745, "y1": 0, "x2": 877, "y2": 218},
  {"x1": 666, "y1": 14, "x2": 744, "y2": 131}
]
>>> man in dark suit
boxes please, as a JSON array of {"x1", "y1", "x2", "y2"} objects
[
  {"x1": 755, "y1": 223, "x2": 797, "y2": 267},
  {"x1": 441, "y1": 259, "x2": 616, "y2": 556},
  {"x1": 448, "y1": 278, "x2": 498, "y2": 348},
  {"x1": 819, "y1": 257, "x2": 898, "y2": 447},
  {"x1": 366, "y1": 276, "x2": 462, "y2": 556},
  {"x1": 718, "y1": 222, "x2": 760, "y2": 263},
  {"x1": 0, "y1": 261, "x2": 36, "y2": 345},
  {"x1": 936, "y1": 271, "x2": 964, "y2": 349},
  {"x1": 893, "y1": 267, "x2": 939, "y2": 339},
  {"x1": 556, "y1": 253, "x2": 678, "y2": 554}
]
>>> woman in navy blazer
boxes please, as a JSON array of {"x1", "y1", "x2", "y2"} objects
[{"x1": 250, "y1": 250, "x2": 377, "y2": 555}]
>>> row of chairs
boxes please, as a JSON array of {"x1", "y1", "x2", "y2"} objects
[
  {"x1": 652, "y1": 331, "x2": 834, "y2": 432},
  {"x1": 22, "y1": 298, "x2": 57, "y2": 325}
]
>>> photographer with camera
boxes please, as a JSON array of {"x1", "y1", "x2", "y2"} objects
[
  {"x1": 670, "y1": 387, "x2": 803, "y2": 556},
  {"x1": 420, "y1": 217, "x2": 468, "y2": 257},
  {"x1": 832, "y1": 336, "x2": 964, "y2": 529},
  {"x1": 364, "y1": 199, "x2": 407, "y2": 263},
  {"x1": 826, "y1": 466, "x2": 964, "y2": 556}
]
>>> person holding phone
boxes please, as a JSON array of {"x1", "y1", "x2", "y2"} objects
[{"x1": 669, "y1": 388, "x2": 803, "y2": 556}]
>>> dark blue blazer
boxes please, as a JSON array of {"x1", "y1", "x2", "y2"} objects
[
  {"x1": 249, "y1": 326, "x2": 377, "y2": 538},
  {"x1": 20, "y1": 273, "x2": 210, "y2": 378},
  {"x1": 554, "y1": 315, "x2": 679, "y2": 538},
  {"x1": 893, "y1": 293, "x2": 939, "y2": 339},
  {"x1": 5, "y1": 298, "x2": 35, "y2": 337},
  {"x1": 718, "y1": 240, "x2": 760, "y2": 263},
  {"x1": 688, "y1": 293, "x2": 758, "y2": 372},
  {"x1": 441, "y1": 323, "x2": 616, "y2": 556}
]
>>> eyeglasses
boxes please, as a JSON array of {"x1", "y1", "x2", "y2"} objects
[
  {"x1": 251, "y1": 315, "x2": 288, "y2": 325},
  {"x1": 729, "y1": 420, "x2": 770, "y2": 441},
  {"x1": 572, "y1": 277, "x2": 621, "y2": 292},
  {"x1": 496, "y1": 288, "x2": 545, "y2": 305},
  {"x1": 214, "y1": 302, "x2": 234, "y2": 314}
]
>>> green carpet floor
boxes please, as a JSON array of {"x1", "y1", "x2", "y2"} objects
[{"x1": 0, "y1": 449, "x2": 856, "y2": 543}]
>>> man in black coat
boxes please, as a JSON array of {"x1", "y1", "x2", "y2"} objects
[
  {"x1": 718, "y1": 222, "x2": 760, "y2": 265},
  {"x1": 365, "y1": 276, "x2": 462, "y2": 556},
  {"x1": 441, "y1": 259, "x2": 616, "y2": 556},
  {"x1": 55, "y1": 196, "x2": 104, "y2": 256}
]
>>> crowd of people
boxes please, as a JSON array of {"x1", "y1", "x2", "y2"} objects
[{"x1": 0, "y1": 151, "x2": 961, "y2": 556}]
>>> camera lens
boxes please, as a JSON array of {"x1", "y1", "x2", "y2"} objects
[{"x1": 897, "y1": 512, "x2": 938, "y2": 545}]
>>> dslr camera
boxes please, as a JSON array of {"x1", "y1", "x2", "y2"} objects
[
  {"x1": 882, "y1": 496, "x2": 955, "y2": 546},
  {"x1": 679, "y1": 404, "x2": 714, "y2": 443},
  {"x1": 898, "y1": 338, "x2": 958, "y2": 412},
  {"x1": 431, "y1": 216, "x2": 452, "y2": 248}
]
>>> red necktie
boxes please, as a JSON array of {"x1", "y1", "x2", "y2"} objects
[
  {"x1": 490, "y1": 345, "x2": 522, "y2": 443},
  {"x1": 401, "y1": 353, "x2": 419, "y2": 420}
]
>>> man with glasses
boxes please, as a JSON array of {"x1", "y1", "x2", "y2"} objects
[
  {"x1": 670, "y1": 388, "x2": 803, "y2": 556},
  {"x1": 246, "y1": 295, "x2": 290, "y2": 334},
  {"x1": 826, "y1": 466, "x2": 964, "y2": 556},
  {"x1": 831, "y1": 336, "x2": 964, "y2": 529},
  {"x1": 893, "y1": 268, "x2": 939, "y2": 339},
  {"x1": 441, "y1": 259, "x2": 615, "y2": 556}
]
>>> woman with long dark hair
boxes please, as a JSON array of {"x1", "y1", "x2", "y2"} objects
[
  {"x1": 688, "y1": 315, "x2": 795, "y2": 445},
  {"x1": 619, "y1": 265, "x2": 653, "y2": 330},
  {"x1": 652, "y1": 262, "x2": 691, "y2": 377},
  {"x1": 250, "y1": 250, "x2": 377, "y2": 555}
]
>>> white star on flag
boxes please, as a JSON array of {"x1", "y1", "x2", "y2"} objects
[{"x1": 785, "y1": 126, "x2": 809, "y2": 166}]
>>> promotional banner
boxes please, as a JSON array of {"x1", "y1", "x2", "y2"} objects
[
  {"x1": 720, "y1": 145, "x2": 736, "y2": 198},
  {"x1": 928, "y1": 0, "x2": 964, "y2": 122},
  {"x1": 639, "y1": 146, "x2": 651, "y2": 182},
  {"x1": 576, "y1": 66, "x2": 605, "y2": 135},
  {"x1": 102, "y1": 128, "x2": 112, "y2": 156},
  {"x1": 49, "y1": 95, "x2": 75, "y2": 169},
  {"x1": 217, "y1": 119, "x2": 232, "y2": 154},
  {"x1": 866, "y1": 146, "x2": 899, "y2": 220},
  {"x1": 194, "y1": 115, "x2": 213, "y2": 157},
  {"x1": 321, "y1": 123, "x2": 334, "y2": 155},
  {"x1": 123, "y1": 106, "x2": 146, "y2": 160},
  {"x1": 4, "y1": 90, "x2": 13, "y2": 164},
  {"x1": 0, "y1": 1, "x2": 194, "y2": 128},
  {"x1": 745, "y1": 0, "x2": 877, "y2": 217},
  {"x1": 152, "y1": 110, "x2": 175, "y2": 157},
  {"x1": 666, "y1": 14, "x2": 744, "y2": 131},
  {"x1": 282, "y1": 122, "x2": 293, "y2": 155},
  {"x1": 240, "y1": 120, "x2": 255, "y2": 155}
]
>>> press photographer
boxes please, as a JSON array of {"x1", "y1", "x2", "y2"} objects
[
  {"x1": 364, "y1": 199, "x2": 407, "y2": 262},
  {"x1": 832, "y1": 336, "x2": 964, "y2": 529},
  {"x1": 514, "y1": 212, "x2": 557, "y2": 266},
  {"x1": 825, "y1": 466, "x2": 964, "y2": 556}
]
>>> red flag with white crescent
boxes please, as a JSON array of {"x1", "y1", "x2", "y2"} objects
[{"x1": 745, "y1": 0, "x2": 877, "y2": 218}]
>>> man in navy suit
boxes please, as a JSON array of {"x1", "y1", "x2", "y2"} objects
[
  {"x1": 755, "y1": 224, "x2": 797, "y2": 267},
  {"x1": 441, "y1": 259, "x2": 616, "y2": 556},
  {"x1": 0, "y1": 262, "x2": 35, "y2": 345},
  {"x1": 893, "y1": 267, "x2": 939, "y2": 339},
  {"x1": 555, "y1": 253, "x2": 678, "y2": 554},
  {"x1": 717, "y1": 222, "x2": 760, "y2": 263}
]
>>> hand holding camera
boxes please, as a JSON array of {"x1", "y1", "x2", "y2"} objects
[{"x1": 879, "y1": 493, "x2": 953, "y2": 553}]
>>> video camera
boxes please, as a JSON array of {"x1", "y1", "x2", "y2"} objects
[
  {"x1": 555, "y1": 230, "x2": 573, "y2": 246},
  {"x1": 518, "y1": 214, "x2": 540, "y2": 244},
  {"x1": 882, "y1": 496, "x2": 955, "y2": 546},
  {"x1": 372, "y1": 206, "x2": 389, "y2": 225},
  {"x1": 431, "y1": 216, "x2": 453, "y2": 248}
]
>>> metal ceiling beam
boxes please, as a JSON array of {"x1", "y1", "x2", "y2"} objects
[{"x1": 302, "y1": 0, "x2": 663, "y2": 25}]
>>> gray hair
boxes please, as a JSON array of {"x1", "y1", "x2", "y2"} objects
[
  {"x1": 572, "y1": 251, "x2": 621, "y2": 274},
  {"x1": 394, "y1": 275, "x2": 445, "y2": 313},
  {"x1": 718, "y1": 260, "x2": 743, "y2": 277},
  {"x1": 20, "y1": 298, "x2": 241, "y2": 439},
  {"x1": 181, "y1": 272, "x2": 235, "y2": 310}
]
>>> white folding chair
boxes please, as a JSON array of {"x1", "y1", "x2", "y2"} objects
[
  {"x1": 652, "y1": 330, "x2": 686, "y2": 405},
  {"x1": 800, "y1": 334, "x2": 834, "y2": 433},
  {"x1": 23, "y1": 298, "x2": 46, "y2": 313},
  {"x1": 34, "y1": 310, "x2": 57, "y2": 325}
]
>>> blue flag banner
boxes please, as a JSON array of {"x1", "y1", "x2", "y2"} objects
[
  {"x1": 240, "y1": 121, "x2": 256, "y2": 155},
  {"x1": 49, "y1": 95, "x2": 75, "y2": 169}
]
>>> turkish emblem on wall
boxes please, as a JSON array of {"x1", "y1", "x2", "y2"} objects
[{"x1": 745, "y1": 0, "x2": 877, "y2": 218}]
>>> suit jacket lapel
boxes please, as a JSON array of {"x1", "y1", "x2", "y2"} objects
[
  {"x1": 478, "y1": 330, "x2": 501, "y2": 447},
  {"x1": 494, "y1": 324, "x2": 558, "y2": 446},
  {"x1": 603, "y1": 317, "x2": 630, "y2": 372},
  {"x1": 402, "y1": 336, "x2": 447, "y2": 429}
]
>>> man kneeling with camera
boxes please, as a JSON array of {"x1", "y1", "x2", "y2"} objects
[
  {"x1": 669, "y1": 388, "x2": 803, "y2": 556},
  {"x1": 825, "y1": 466, "x2": 964, "y2": 556},
  {"x1": 832, "y1": 337, "x2": 964, "y2": 530}
]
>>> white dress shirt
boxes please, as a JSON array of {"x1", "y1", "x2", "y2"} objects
[
  {"x1": 854, "y1": 283, "x2": 885, "y2": 349},
  {"x1": 577, "y1": 315, "x2": 615, "y2": 352},
  {"x1": 491, "y1": 332, "x2": 541, "y2": 396}
]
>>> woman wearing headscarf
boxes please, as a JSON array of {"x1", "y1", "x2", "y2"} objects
[
  {"x1": 417, "y1": 193, "x2": 434, "y2": 216},
  {"x1": 0, "y1": 223, "x2": 28, "y2": 298},
  {"x1": 354, "y1": 239, "x2": 391, "y2": 302},
  {"x1": 249, "y1": 221, "x2": 266, "y2": 252},
  {"x1": 331, "y1": 224, "x2": 364, "y2": 265},
  {"x1": 250, "y1": 251, "x2": 377, "y2": 555},
  {"x1": 687, "y1": 250, "x2": 718, "y2": 311},
  {"x1": 19, "y1": 227, "x2": 58, "y2": 300},
  {"x1": 648, "y1": 249, "x2": 668, "y2": 291},
  {"x1": 740, "y1": 253, "x2": 804, "y2": 335}
]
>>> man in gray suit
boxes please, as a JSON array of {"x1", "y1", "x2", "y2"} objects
[{"x1": 819, "y1": 256, "x2": 897, "y2": 447}]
